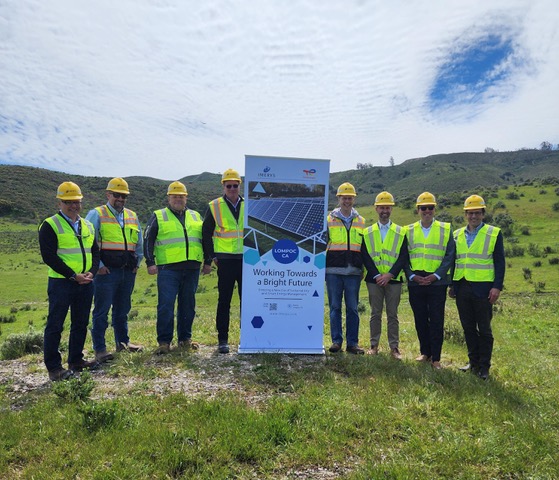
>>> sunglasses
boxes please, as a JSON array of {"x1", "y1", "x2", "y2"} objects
[
  {"x1": 225, "y1": 184, "x2": 239, "y2": 189},
  {"x1": 419, "y1": 206, "x2": 435, "y2": 211},
  {"x1": 111, "y1": 192, "x2": 128, "y2": 199}
]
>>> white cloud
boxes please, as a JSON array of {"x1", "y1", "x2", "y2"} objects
[{"x1": 1, "y1": 0, "x2": 558, "y2": 179}]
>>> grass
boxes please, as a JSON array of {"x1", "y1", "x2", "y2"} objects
[{"x1": 1, "y1": 181, "x2": 559, "y2": 478}]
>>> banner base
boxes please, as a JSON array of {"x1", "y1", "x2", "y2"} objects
[{"x1": 237, "y1": 347, "x2": 325, "y2": 355}]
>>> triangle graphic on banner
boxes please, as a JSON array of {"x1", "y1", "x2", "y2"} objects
[
  {"x1": 262, "y1": 261, "x2": 267, "y2": 266},
  {"x1": 312, "y1": 291, "x2": 319, "y2": 297},
  {"x1": 307, "y1": 326, "x2": 312, "y2": 330}
]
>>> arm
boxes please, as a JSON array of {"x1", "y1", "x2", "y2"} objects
[
  {"x1": 202, "y1": 206, "x2": 216, "y2": 266},
  {"x1": 135, "y1": 222, "x2": 144, "y2": 268},
  {"x1": 39, "y1": 220, "x2": 76, "y2": 279},
  {"x1": 489, "y1": 231, "x2": 506, "y2": 304},
  {"x1": 143, "y1": 213, "x2": 158, "y2": 273}
]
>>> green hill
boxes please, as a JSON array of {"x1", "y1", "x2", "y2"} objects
[{"x1": 1, "y1": 149, "x2": 559, "y2": 222}]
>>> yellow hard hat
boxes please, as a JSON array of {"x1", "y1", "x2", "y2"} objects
[
  {"x1": 374, "y1": 191, "x2": 395, "y2": 206},
  {"x1": 221, "y1": 168, "x2": 242, "y2": 184},
  {"x1": 106, "y1": 177, "x2": 130, "y2": 194},
  {"x1": 336, "y1": 182, "x2": 357, "y2": 196},
  {"x1": 463, "y1": 194, "x2": 486, "y2": 210},
  {"x1": 167, "y1": 181, "x2": 188, "y2": 196},
  {"x1": 56, "y1": 181, "x2": 83, "y2": 200},
  {"x1": 416, "y1": 191, "x2": 436, "y2": 206}
]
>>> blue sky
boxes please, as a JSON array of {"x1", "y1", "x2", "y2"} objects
[{"x1": 0, "y1": 0, "x2": 558, "y2": 180}]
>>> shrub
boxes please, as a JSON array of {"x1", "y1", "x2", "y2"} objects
[
  {"x1": 539, "y1": 189, "x2": 547, "y2": 194},
  {"x1": 506, "y1": 192, "x2": 520, "y2": 200},
  {"x1": 10, "y1": 306, "x2": 18, "y2": 314},
  {"x1": 78, "y1": 400, "x2": 126, "y2": 432},
  {"x1": 357, "y1": 301, "x2": 367, "y2": 314},
  {"x1": 493, "y1": 213, "x2": 514, "y2": 237},
  {"x1": 552, "y1": 202, "x2": 559, "y2": 212},
  {"x1": 494, "y1": 200, "x2": 506, "y2": 209},
  {"x1": 527, "y1": 243, "x2": 542, "y2": 257},
  {"x1": 522, "y1": 267, "x2": 532, "y2": 280},
  {"x1": 543, "y1": 246, "x2": 556, "y2": 254},
  {"x1": 129, "y1": 309, "x2": 139, "y2": 320},
  {"x1": 52, "y1": 371, "x2": 94, "y2": 402},
  {"x1": 504, "y1": 245, "x2": 524, "y2": 257},
  {"x1": 533, "y1": 261, "x2": 542, "y2": 267},
  {"x1": 520, "y1": 225, "x2": 530, "y2": 236},
  {"x1": 436, "y1": 211, "x2": 453, "y2": 223},
  {"x1": 0, "y1": 332, "x2": 43, "y2": 360},
  {"x1": 443, "y1": 318, "x2": 465, "y2": 345},
  {"x1": 534, "y1": 282, "x2": 546, "y2": 293},
  {"x1": 0, "y1": 314, "x2": 16, "y2": 324},
  {"x1": 549, "y1": 257, "x2": 559, "y2": 265}
]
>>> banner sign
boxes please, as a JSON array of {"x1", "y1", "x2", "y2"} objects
[{"x1": 239, "y1": 155, "x2": 330, "y2": 354}]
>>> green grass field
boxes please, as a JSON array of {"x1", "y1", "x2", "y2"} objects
[{"x1": 1, "y1": 182, "x2": 558, "y2": 478}]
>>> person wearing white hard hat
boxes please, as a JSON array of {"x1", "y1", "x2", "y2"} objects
[{"x1": 449, "y1": 194, "x2": 505, "y2": 380}]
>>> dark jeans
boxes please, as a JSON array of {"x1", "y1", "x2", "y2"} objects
[
  {"x1": 456, "y1": 281, "x2": 494, "y2": 370},
  {"x1": 216, "y1": 258, "x2": 243, "y2": 343},
  {"x1": 91, "y1": 268, "x2": 136, "y2": 352},
  {"x1": 408, "y1": 285, "x2": 447, "y2": 362},
  {"x1": 44, "y1": 278, "x2": 94, "y2": 372},
  {"x1": 326, "y1": 273, "x2": 361, "y2": 347},
  {"x1": 156, "y1": 268, "x2": 200, "y2": 344}
]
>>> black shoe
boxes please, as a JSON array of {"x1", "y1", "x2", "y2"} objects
[
  {"x1": 68, "y1": 359, "x2": 99, "y2": 372},
  {"x1": 459, "y1": 363, "x2": 480, "y2": 374},
  {"x1": 48, "y1": 368, "x2": 74, "y2": 382},
  {"x1": 328, "y1": 343, "x2": 342, "y2": 353},
  {"x1": 218, "y1": 343, "x2": 230, "y2": 354},
  {"x1": 478, "y1": 368, "x2": 490, "y2": 380},
  {"x1": 346, "y1": 345, "x2": 365, "y2": 355}
]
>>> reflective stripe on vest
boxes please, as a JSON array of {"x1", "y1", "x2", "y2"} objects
[
  {"x1": 453, "y1": 224, "x2": 500, "y2": 282},
  {"x1": 209, "y1": 198, "x2": 244, "y2": 254},
  {"x1": 407, "y1": 221, "x2": 451, "y2": 272},
  {"x1": 153, "y1": 208, "x2": 203, "y2": 264},
  {"x1": 94, "y1": 205, "x2": 140, "y2": 251},
  {"x1": 327, "y1": 215, "x2": 365, "y2": 252},
  {"x1": 44, "y1": 214, "x2": 95, "y2": 278},
  {"x1": 363, "y1": 223, "x2": 405, "y2": 280}
]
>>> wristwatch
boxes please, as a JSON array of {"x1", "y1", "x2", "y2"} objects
[{"x1": 69, "y1": 274, "x2": 77, "y2": 282}]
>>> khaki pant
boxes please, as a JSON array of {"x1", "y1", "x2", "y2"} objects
[{"x1": 367, "y1": 282, "x2": 402, "y2": 349}]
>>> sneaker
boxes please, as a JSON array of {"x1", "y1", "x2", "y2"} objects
[
  {"x1": 431, "y1": 361, "x2": 442, "y2": 370},
  {"x1": 478, "y1": 368, "x2": 490, "y2": 380},
  {"x1": 390, "y1": 347, "x2": 402, "y2": 360},
  {"x1": 95, "y1": 350, "x2": 115, "y2": 363},
  {"x1": 117, "y1": 342, "x2": 144, "y2": 352},
  {"x1": 218, "y1": 343, "x2": 230, "y2": 354},
  {"x1": 367, "y1": 345, "x2": 379, "y2": 355},
  {"x1": 178, "y1": 339, "x2": 199, "y2": 351},
  {"x1": 155, "y1": 343, "x2": 171, "y2": 355},
  {"x1": 48, "y1": 368, "x2": 74, "y2": 382},
  {"x1": 459, "y1": 363, "x2": 480, "y2": 374},
  {"x1": 328, "y1": 343, "x2": 342, "y2": 353},
  {"x1": 68, "y1": 359, "x2": 99, "y2": 372},
  {"x1": 346, "y1": 345, "x2": 365, "y2": 355}
]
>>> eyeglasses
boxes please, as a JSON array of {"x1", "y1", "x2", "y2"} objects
[
  {"x1": 111, "y1": 192, "x2": 128, "y2": 199},
  {"x1": 62, "y1": 200, "x2": 82, "y2": 205},
  {"x1": 419, "y1": 206, "x2": 435, "y2": 211},
  {"x1": 225, "y1": 184, "x2": 239, "y2": 189},
  {"x1": 466, "y1": 211, "x2": 483, "y2": 216}
]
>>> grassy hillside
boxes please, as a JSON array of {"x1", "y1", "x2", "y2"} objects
[{"x1": 2, "y1": 149, "x2": 559, "y2": 221}]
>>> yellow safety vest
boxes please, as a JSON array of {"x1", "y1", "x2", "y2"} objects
[
  {"x1": 94, "y1": 205, "x2": 140, "y2": 251},
  {"x1": 327, "y1": 214, "x2": 365, "y2": 252},
  {"x1": 453, "y1": 224, "x2": 500, "y2": 282},
  {"x1": 43, "y1": 214, "x2": 95, "y2": 278},
  {"x1": 406, "y1": 221, "x2": 451, "y2": 272},
  {"x1": 209, "y1": 198, "x2": 244, "y2": 254},
  {"x1": 153, "y1": 208, "x2": 203, "y2": 265},
  {"x1": 363, "y1": 222, "x2": 405, "y2": 280}
]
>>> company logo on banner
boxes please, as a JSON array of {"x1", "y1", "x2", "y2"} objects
[{"x1": 239, "y1": 155, "x2": 330, "y2": 354}]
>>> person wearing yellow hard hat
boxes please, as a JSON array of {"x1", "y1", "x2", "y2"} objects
[
  {"x1": 449, "y1": 194, "x2": 505, "y2": 380},
  {"x1": 85, "y1": 178, "x2": 144, "y2": 363},
  {"x1": 361, "y1": 191, "x2": 408, "y2": 359},
  {"x1": 201, "y1": 169, "x2": 244, "y2": 354},
  {"x1": 38, "y1": 181, "x2": 100, "y2": 381},
  {"x1": 403, "y1": 192, "x2": 455, "y2": 370},
  {"x1": 325, "y1": 182, "x2": 366, "y2": 354},
  {"x1": 143, "y1": 181, "x2": 204, "y2": 354}
]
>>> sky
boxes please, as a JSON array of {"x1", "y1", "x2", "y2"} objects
[{"x1": 1, "y1": 0, "x2": 558, "y2": 180}]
